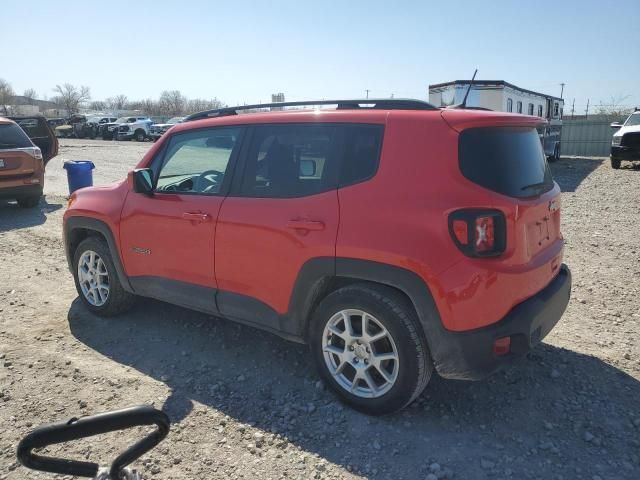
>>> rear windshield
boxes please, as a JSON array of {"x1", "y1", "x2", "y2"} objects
[
  {"x1": 459, "y1": 127, "x2": 553, "y2": 198},
  {"x1": 0, "y1": 123, "x2": 33, "y2": 149}
]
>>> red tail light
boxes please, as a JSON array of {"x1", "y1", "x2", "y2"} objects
[{"x1": 449, "y1": 209, "x2": 506, "y2": 257}]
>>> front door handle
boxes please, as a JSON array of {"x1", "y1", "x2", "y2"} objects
[
  {"x1": 182, "y1": 212, "x2": 211, "y2": 223},
  {"x1": 287, "y1": 218, "x2": 325, "y2": 231}
]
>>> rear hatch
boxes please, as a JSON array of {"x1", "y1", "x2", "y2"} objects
[
  {"x1": 9, "y1": 116, "x2": 59, "y2": 163},
  {"x1": 458, "y1": 125, "x2": 562, "y2": 262},
  {"x1": 0, "y1": 122, "x2": 43, "y2": 181}
]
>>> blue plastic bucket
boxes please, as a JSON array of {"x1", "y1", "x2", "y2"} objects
[{"x1": 63, "y1": 160, "x2": 95, "y2": 194}]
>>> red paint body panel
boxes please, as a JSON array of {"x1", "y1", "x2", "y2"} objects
[
  {"x1": 65, "y1": 106, "x2": 565, "y2": 335},
  {"x1": 215, "y1": 192, "x2": 339, "y2": 314},
  {"x1": 119, "y1": 192, "x2": 222, "y2": 288}
]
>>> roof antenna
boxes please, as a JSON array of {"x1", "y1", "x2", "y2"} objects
[{"x1": 459, "y1": 69, "x2": 478, "y2": 108}]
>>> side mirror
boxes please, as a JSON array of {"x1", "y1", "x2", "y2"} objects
[
  {"x1": 300, "y1": 159, "x2": 317, "y2": 177},
  {"x1": 133, "y1": 168, "x2": 154, "y2": 195},
  {"x1": 610, "y1": 122, "x2": 623, "y2": 129}
]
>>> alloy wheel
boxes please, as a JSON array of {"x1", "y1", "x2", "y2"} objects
[
  {"x1": 77, "y1": 250, "x2": 110, "y2": 306},
  {"x1": 322, "y1": 309, "x2": 400, "y2": 398}
]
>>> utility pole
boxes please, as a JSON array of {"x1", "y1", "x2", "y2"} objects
[
  {"x1": 585, "y1": 99, "x2": 590, "y2": 118},
  {"x1": 571, "y1": 98, "x2": 575, "y2": 119},
  {"x1": 560, "y1": 83, "x2": 565, "y2": 99},
  {"x1": 390, "y1": 93, "x2": 394, "y2": 98},
  {"x1": 365, "y1": 89, "x2": 370, "y2": 99}
]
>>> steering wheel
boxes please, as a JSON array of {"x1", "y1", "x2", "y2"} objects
[{"x1": 194, "y1": 169, "x2": 224, "y2": 193}]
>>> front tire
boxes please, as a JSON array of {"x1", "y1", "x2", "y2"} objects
[
  {"x1": 17, "y1": 195, "x2": 41, "y2": 208},
  {"x1": 134, "y1": 129, "x2": 146, "y2": 142},
  {"x1": 310, "y1": 284, "x2": 433, "y2": 415},
  {"x1": 611, "y1": 156, "x2": 621, "y2": 169},
  {"x1": 72, "y1": 237, "x2": 135, "y2": 316}
]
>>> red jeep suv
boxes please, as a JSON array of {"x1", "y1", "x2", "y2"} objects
[{"x1": 63, "y1": 99, "x2": 571, "y2": 414}]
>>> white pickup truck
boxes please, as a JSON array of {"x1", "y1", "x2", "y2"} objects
[
  {"x1": 101, "y1": 116, "x2": 151, "y2": 141},
  {"x1": 115, "y1": 117, "x2": 153, "y2": 141}
]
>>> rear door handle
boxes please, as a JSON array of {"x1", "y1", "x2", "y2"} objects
[
  {"x1": 287, "y1": 218, "x2": 325, "y2": 231},
  {"x1": 182, "y1": 212, "x2": 211, "y2": 223}
]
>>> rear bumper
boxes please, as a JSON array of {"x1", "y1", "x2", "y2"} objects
[
  {"x1": 433, "y1": 264, "x2": 571, "y2": 380},
  {"x1": 611, "y1": 146, "x2": 640, "y2": 160},
  {"x1": 0, "y1": 183, "x2": 43, "y2": 199}
]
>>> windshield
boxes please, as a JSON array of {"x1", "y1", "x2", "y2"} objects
[
  {"x1": 624, "y1": 113, "x2": 640, "y2": 127},
  {"x1": 167, "y1": 117, "x2": 184, "y2": 124}
]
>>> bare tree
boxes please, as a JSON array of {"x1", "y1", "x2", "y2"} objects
[
  {"x1": 159, "y1": 90, "x2": 186, "y2": 116},
  {"x1": 52, "y1": 83, "x2": 91, "y2": 115},
  {"x1": 596, "y1": 94, "x2": 633, "y2": 118},
  {"x1": 186, "y1": 97, "x2": 225, "y2": 114},
  {"x1": 105, "y1": 94, "x2": 129, "y2": 110},
  {"x1": 23, "y1": 88, "x2": 37, "y2": 103},
  {"x1": 0, "y1": 78, "x2": 15, "y2": 115},
  {"x1": 89, "y1": 100, "x2": 107, "y2": 110}
]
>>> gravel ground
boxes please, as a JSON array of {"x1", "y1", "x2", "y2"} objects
[{"x1": 0, "y1": 139, "x2": 639, "y2": 480}]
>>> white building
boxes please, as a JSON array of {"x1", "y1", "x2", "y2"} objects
[
  {"x1": 429, "y1": 80, "x2": 563, "y2": 121},
  {"x1": 429, "y1": 80, "x2": 564, "y2": 159}
]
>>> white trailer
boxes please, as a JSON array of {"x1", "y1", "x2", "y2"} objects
[{"x1": 429, "y1": 80, "x2": 564, "y2": 160}]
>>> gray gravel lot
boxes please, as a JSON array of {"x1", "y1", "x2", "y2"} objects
[
  {"x1": 0, "y1": 139, "x2": 639, "y2": 479},
  {"x1": 44, "y1": 139, "x2": 151, "y2": 197}
]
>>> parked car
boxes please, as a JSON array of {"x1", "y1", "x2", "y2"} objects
[
  {"x1": 47, "y1": 118, "x2": 66, "y2": 129},
  {"x1": 610, "y1": 110, "x2": 640, "y2": 169},
  {"x1": 63, "y1": 99, "x2": 571, "y2": 414},
  {"x1": 148, "y1": 116, "x2": 185, "y2": 141},
  {"x1": 101, "y1": 116, "x2": 150, "y2": 140},
  {"x1": 83, "y1": 116, "x2": 118, "y2": 139},
  {"x1": 116, "y1": 117, "x2": 153, "y2": 142},
  {"x1": 1, "y1": 116, "x2": 58, "y2": 207}
]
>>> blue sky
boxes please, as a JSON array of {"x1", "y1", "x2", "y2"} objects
[{"x1": 1, "y1": 0, "x2": 638, "y2": 111}]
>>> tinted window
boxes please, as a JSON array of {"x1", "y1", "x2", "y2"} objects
[
  {"x1": 516, "y1": 101, "x2": 523, "y2": 114},
  {"x1": 528, "y1": 103, "x2": 534, "y2": 115},
  {"x1": 240, "y1": 124, "x2": 339, "y2": 198},
  {"x1": 155, "y1": 127, "x2": 241, "y2": 195},
  {"x1": 339, "y1": 125, "x2": 383, "y2": 186},
  {"x1": 537, "y1": 105, "x2": 543, "y2": 117},
  {"x1": 0, "y1": 123, "x2": 33, "y2": 149},
  {"x1": 459, "y1": 127, "x2": 553, "y2": 198},
  {"x1": 506, "y1": 98, "x2": 513, "y2": 112}
]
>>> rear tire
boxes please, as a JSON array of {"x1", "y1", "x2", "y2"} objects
[
  {"x1": 72, "y1": 237, "x2": 135, "y2": 316},
  {"x1": 134, "y1": 129, "x2": 146, "y2": 142},
  {"x1": 310, "y1": 283, "x2": 433, "y2": 415},
  {"x1": 611, "y1": 157, "x2": 621, "y2": 169},
  {"x1": 17, "y1": 195, "x2": 41, "y2": 208}
]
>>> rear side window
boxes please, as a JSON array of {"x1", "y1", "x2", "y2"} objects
[
  {"x1": 239, "y1": 124, "x2": 384, "y2": 198},
  {"x1": 240, "y1": 124, "x2": 338, "y2": 198},
  {"x1": 459, "y1": 127, "x2": 553, "y2": 198},
  {"x1": 0, "y1": 123, "x2": 33, "y2": 149},
  {"x1": 339, "y1": 125, "x2": 383, "y2": 186}
]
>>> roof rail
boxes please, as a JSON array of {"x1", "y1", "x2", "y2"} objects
[{"x1": 184, "y1": 98, "x2": 437, "y2": 122}]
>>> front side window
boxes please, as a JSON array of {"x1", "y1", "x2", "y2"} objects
[
  {"x1": 517, "y1": 101, "x2": 523, "y2": 114},
  {"x1": 553, "y1": 103, "x2": 559, "y2": 117},
  {"x1": 240, "y1": 124, "x2": 339, "y2": 198},
  {"x1": 528, "y1": 103, "x2": 534, "y2": 115},
  {"x1": 507, "y1": 98, "x2": 513, "y2": 112},
  {"x1": 155, "y1": 127, "x2": 241, "y2": 195}
]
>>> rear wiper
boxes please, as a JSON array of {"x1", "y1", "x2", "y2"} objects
[
  {"x1": 0, "y1": 143, "x2": 19, "y2": 149},
  {"x1": 521, "y1": 181, "x2": 549, "y2": 192}
]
